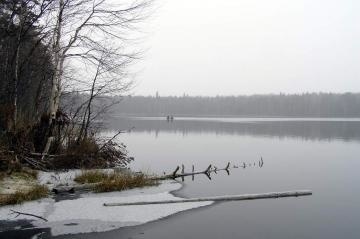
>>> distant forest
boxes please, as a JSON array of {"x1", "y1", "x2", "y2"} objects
[{"x1": 112, "y1": 93, "x2": 360, "y2": 117}]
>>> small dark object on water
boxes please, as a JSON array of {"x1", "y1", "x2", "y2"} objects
[{"x1": 166, "y1": 115, "x2": 174, "y2": 121}]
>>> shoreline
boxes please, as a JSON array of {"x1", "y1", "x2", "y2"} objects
[{"x1": 0, "y1": 173, "x2": 213, "y2": 237}]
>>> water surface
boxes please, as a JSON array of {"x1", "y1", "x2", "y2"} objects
[{"x1": 79, "y1": 117, "x2": 360, "y2": 239}]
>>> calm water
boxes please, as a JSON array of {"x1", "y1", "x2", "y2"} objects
[{"x1": 69, "y1": 117, "x2": 360, "y2": 239}]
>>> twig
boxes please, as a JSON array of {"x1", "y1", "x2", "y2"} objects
[
  {"x1": 98, "y1": 127, "x2": 134, "y2": 152},
  {"x1": 172, "y1": 166, "x2": 180, "y2": 178},
  {"x1": 18, "y1": 155, "x2": 48, "y2": 172},
  {"x1": 10, "y1": 209, "x2": 48, "y2": 222},
  {"x1": 225, "y1": 162, "x2": 230, "y2": 171}
]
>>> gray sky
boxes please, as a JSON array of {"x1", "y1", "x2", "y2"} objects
[{"x1": 132, "y1": 0, "x2": 360, "y2": 96}]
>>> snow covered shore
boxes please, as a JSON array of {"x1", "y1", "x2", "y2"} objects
[{"x1": 0, "y1": 179, "x2": 212, "y2": 236}]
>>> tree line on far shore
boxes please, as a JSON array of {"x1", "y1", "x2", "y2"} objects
[{"x1": 112, "y1": 93, "x2": 360, "y2": 117}]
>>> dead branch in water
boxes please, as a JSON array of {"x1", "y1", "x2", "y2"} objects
[
  {"x1": 157, "y1": 157, "x2": 264, "y2": 181},
  {"x1": 157, "y1": 163, "x2": 230, "y2": 180}
]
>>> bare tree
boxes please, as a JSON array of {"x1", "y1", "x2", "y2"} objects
[
  {"x1": 76, "y1": 55, "x2": 133, "y2": 143},
  {"x1": 42, "y1": 0, "x2": 152, "y2": 154}
]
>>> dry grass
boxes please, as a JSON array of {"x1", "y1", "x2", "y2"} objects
[
  {"x1": 0, "y1": 172, "x2": 5, "y2": 180},
  {"x1": 95, "y1": 173, "x2": 157, "y2": 193},
  {"x1": 11, "y1": 168, "x2": 38, "y2": 180},
  {"x1": 0, "y1": 184, "x2": 49, "y2": 206},
  {"x1": 0, "y1": 168, "x2": 38, "y2": 183},
  {"x1": 74, "y1": 170, "x2": 108, "y2": 184},
  {"x1": 74, "y1": 170, "x2": 157, "y2": 193}
]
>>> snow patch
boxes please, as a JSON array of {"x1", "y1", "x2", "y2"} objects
[
  {"x1": 37, "y1": 170, "x2": 81, "y2": 188},
  {"x1": 0, "y1": 180, "x2": 212, "y2": 236}
]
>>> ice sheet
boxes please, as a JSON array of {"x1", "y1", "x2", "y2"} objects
[{"x1": 0, "y1": 180, "x2": 212, "y2": 236}]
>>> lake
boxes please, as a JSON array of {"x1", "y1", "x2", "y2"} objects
[
  {"x1": 69, "y1": 116, "x2": 360, "y2": 239},
  {"x1": 3, "y1": 117, "x2": 359, "y2": 239}
]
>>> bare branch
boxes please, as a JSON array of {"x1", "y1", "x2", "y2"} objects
[{"x1": 10, "y1": 209, "x2": 48, "y2": 222}]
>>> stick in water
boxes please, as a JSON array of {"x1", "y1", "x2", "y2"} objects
[{"x1": 104, "y1": 190, "x2": 312, "y2": 207}]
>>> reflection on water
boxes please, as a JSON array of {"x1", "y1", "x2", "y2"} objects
[
  {"x1": 21, "y1": 117, "x2": 357, "y2": 239},
  {"x1": 94, "y1": 117, "x2": 360, "y2": 239},
  {"x1": 166, "y1": 158, "x2": 264, "y2": 183},
  {"x1": 106, "y1": 117, "x2": 360, "y2": 142}
]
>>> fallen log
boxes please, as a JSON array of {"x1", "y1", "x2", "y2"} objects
[
  {"x1": 52, "y1": 161, "x2": 253, "y2": 194},
  {"x1": 103, "y1": 190, "x2": 312, "y2": 207}
]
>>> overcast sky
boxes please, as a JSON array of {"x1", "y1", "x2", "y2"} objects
[{"x1": 131, "y1": 0, "x2": 360, "y2": 96}]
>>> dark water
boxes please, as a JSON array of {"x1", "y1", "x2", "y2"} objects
[{"x1": 80, "y1": 117, "x2": 360, "y2": 239}]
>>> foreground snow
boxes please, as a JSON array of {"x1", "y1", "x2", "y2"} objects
[{"x1": 0, "y1": 180, "x2": 212, "y2": 236}]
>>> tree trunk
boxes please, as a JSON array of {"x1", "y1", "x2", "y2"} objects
[
  {"x1": 49, "y1": 0, "x2": 64, "y2": 122},
  {"x1": 13, "y1": 43, "x2": 20, "y2": 130},
  {"x1": 12, "y1": 5, "x2": 24, "y2": 131},
  {"x1": 78, "y1": 63, "x2": 100, "y2": 142},
  {"x1": 43, "y1": 0, "x2": 64, "y2": 155}
]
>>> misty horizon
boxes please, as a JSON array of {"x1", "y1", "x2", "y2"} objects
[
  {"x1": 125, "y1": 91, "x2": 360, "y2": 98},
  {"x1": 132, "y1": 0, "x2": 360, "y2": 96},
  {"x1": 104, "y1": 92, "x2": 360, "y2": 117}
]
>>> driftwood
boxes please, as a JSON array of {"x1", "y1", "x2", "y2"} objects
[
  {"x1": 157, "y1": 163, "x2": 231, "y2": 180},
  {"x1": 53, "y1": 161, "x2": 258, "y2": 193},
  {"x1": 159, "y1": 159, "x2": 264, "y2": 181},
  {"x1": 52, "y1": 164, "x2": 219, "y2": 193},
  {"x1": 104, "y1": 190, "x2": 312, "y2": 207},
  {"x1": 52, "y1": 164, "x2": 221, "y2": 193},
  {"x1": 18, "y1": 154, "x2": 48, "y2": 172},
  {"x1": 2, "y1": 149, "x2": 60, "y2": 171},
  {"x1": 10, "y1": 209, "x2": 48, "y2": 222}
]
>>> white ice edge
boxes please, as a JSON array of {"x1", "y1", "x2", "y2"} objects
[{"x1": 0, "y1": 180, "x2": 213, "y2": 236}]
